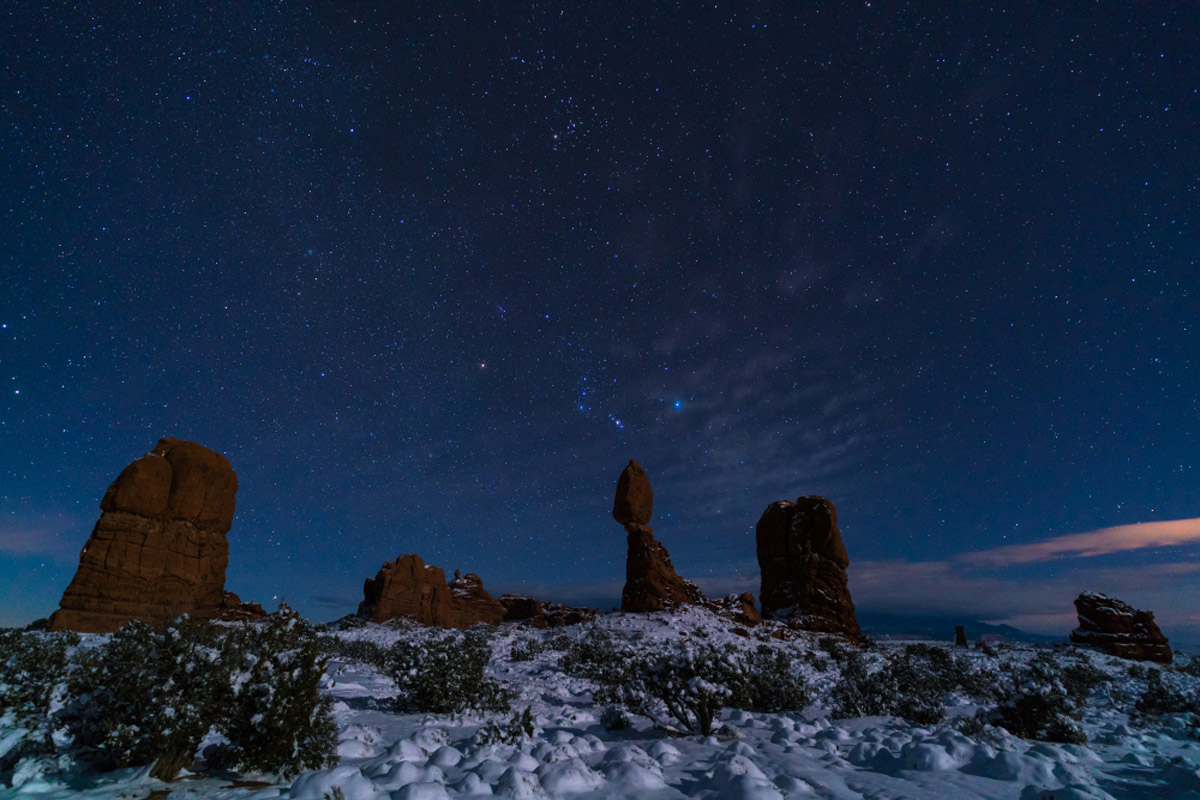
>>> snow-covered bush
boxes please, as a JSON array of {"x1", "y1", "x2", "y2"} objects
[
  {"x1": 509, "y1": 636, "x2": 549, "y2": 662},
  {"x1": 388, "y1": 628, "x2": 510, "y2": 714},
  {"x1": 64, "y1": 619, "x2": 232, "y2": 778},
  {"x1": 320, "y1": 636, "x2": 390, "y2": 670},
  {"x1": 1135, "y1": 667, "x2": 1200, "y2": 718},
  {"x1": 988, "y1": 651, "x2": 1086, "y2": 744},
  {"x1": 221, "y1": 615, "x2": 338, "y2": 778},
  {"x1": 568, "y1": 637, "x2": 808, "y2": 736},
  {"x1": 473, "y1": 707, "x2": 536, "y2": 745},
  {"x1": 54, "y1": 616, "x2": 336, "y2": 780},
  {"x1": 0, "y1": 629, "x2": 74, "y2": 769}
]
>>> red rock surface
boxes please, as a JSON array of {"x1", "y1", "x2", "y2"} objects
[
  {"x1": 499, "y1": 594, "x2": 598, "y2": 627},
  {"x1": 613, "y1": 460, "x2": 706, "y2": 613},
  {"x1": 612, "y1": 459, "x2": 654, "y2": 525},
  {"x1": 755, "y1": 495, "x2": 860, "y2": 639},
  {"x1": 358, "y1": 553, "x2": 506, "y2": 628},
  {"x1": 1070, "y1": 591, "x2": 1172, "y2": 663},
  {"x1": 711, "y1": 592, "x2": 762, "y2": 627},
  {"x1": 621, "y1": 522, "x2": 706, "y2": 612},
  {"x1": 49, "y1": 438, "x2": 256, "y2": 633}
]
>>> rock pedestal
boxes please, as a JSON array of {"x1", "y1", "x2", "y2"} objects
[
  {"x1": 613, "y1": 460, "x2": 706, "y2": 613},
  {"x1": 1069, "y1": 591, "x2": 1172, "y2": 663},
  {"x1": 48, "y1": 438, "x2": 259, "y2": 633},
  {"x1": 755, "y1": 495, "x2": 860, "y2": 639},
  {"x1": 955, "y1": 625, "x2": 968, "y2": 647},
  {"x1": 358, "y1": 554, "x2": 506, "y2": 628}
]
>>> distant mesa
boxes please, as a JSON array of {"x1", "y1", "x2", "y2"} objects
[
  {"x1": 755, "y1": 495, "x2": 861, "y2": 639},
  {"x1": 614, "y1": 459, "x2": 707, "y2": 613},
  {"x1": 48, "y1": 437, "x2": 265, "y2": 633},
  {"x1": 1069, "y1": 591, "x2": 1172, "y2": 663}
]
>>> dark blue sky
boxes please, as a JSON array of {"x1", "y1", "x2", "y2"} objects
[{"x1": 3, "y1": 3, "x2": 1197, "y2": 638}]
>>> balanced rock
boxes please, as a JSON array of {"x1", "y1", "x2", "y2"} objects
[
  {"x1": 49, "y1": 438, "x2": 259, "y2": 633},
  {"x1": 756, "y1": 495, "x2": 860, "y2": 639},
  {"x1": 612, "y1": 460, "x2": 653, "y2": 525},
  {"x1": 1069, "y1": 591, "x2": 1171, "y2": 663},
  {"x1": 612, "y1": 460, "x2": 705, "y2": 613},
  {"x1": 358, "y1": 554, "x2": 506, "y2": 628},
  {"x1": 622, "y1": 522, "x2": 706, "y2": 612}
]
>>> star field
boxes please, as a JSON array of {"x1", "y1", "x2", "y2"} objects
[{"x1": 2, "y1": 4, "x2": 1198, "y2": 637}]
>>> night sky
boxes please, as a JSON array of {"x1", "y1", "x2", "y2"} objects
[{"x1": 3, "y1": 4, "x2": 1197, "y2": 639}]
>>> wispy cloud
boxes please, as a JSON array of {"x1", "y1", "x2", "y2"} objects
[
  {"x1": 0, "y1": 514, "x2": 86, "y2": 560},
  {"x1": 957, "y1": 518, "x2": 1200, "y2": 567}
]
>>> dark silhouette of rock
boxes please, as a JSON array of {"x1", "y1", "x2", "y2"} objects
[
  {"x1": 955, "y1": 625, "x2": 968, "y2": 647},
  {"x1": 755, "y1": 495, "x2": 860, "y2": 639},
  {"x1": 499, "y1": 594, "x2": 598, "y2": 628},
  {"x1": 1069, "y1": 591, "x2": 1172, "y2": 663},
  {"x1": 215, "y1": 591, "x2": 267, "y2": 623},
  {"x1": 712, "y1": 592, "x2": 762, "y2": 627},
  {"x1": 49, "y1": 438, "x2": 259, "y2": 633},
  {"x1": 358, "y1": 553, "x2": 506, "y2": 628},
  {"x1": 613, "y1": 460, "x2": 705, "y2": 613},
  {"x1": 612, "y1": 460, "x2": 653, "y2": 525}
]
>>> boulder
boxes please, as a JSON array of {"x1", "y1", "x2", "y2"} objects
[
  {"x1": 358, "y1": 554, "x2": 506, "y2": 628},
  {"x1": 755, "y1": 495, "x2": 860, "y2": 639},
  {"x1": 612, "y1": 459, "x2": 653, "y2": 525},
  {"x1": 1069, "y1": 591, "x2": 1172, "y2": 663},
  {"x1": 48, "y1": 438, "x2": 257, "y2": 633}
]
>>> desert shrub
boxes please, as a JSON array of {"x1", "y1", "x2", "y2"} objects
[
  {"x1": 735, "y1": 646, "x2": 810, "y2": 713},
  {"x1": 389, "y1": 629, "x2": 510, "y2": 714},
  {"x1": 0, "y1": 630, "x2": 74, "y2": 769},
  {"x1": 221, "y1": 616, "x2": 338, "y2": 778},
  {"x1": 509, "y1": 637, "x2": 549, "y2": 662},
  {"x1": 833, "y1": 647, "x2": 954, "y2": 724},
  {"x1": 64, "y1": 620, "x2": 232, "y2": 778},
  {"x1": 987, "y1": 651, "x2": 1086, "y2": 744},
  {"x1": 321, "y1": 637, "x2": 390, "y2": 671},
  {"x1": 1135, "y1": 668, "x2": 1200, "y2": 718},
  {"x1": 1128, "y1": 663, "x2": 1147, "y2": 679},
  {"x1": 58, "y1": 616, "x2": 336, "y2": 780},
  {"x1": 600, "y1": 705, "x2": 631, "y2": 731},
  {"x1": 1061, "y1": 660, "x2": 1110, "y2": 704},
  {"x1": 580, "y1": 640, "x2": 808, "y2": 736},
  {"x1": 817, "y1": 636, "x2": 851, "y2": 662},
  {"x1": 473, "y1": 707, "x2": 536, "y2": 746}
]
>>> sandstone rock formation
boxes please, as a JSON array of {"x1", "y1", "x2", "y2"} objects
[
  {"x1": 755, "y1": 495, "x2": 860, "y2": 639},
  {"x1": 613, "y1": 460, "x2": 706, "y2": 613},
  {"x1": 358, "y1": 554, "x2": 506, "y2": 628},
  {"x1": 712, "y1": 592, "x2": 762, "y2": 627},
  {"x1": 1069, "y1": 591, "x2": 1172, "y2": 663},
  {"x1": 49, "y1": 438, "x2": 261, "y2": 633},
  {"x1": 499, "y1": 594, "x2": 597, "y2": 628}
]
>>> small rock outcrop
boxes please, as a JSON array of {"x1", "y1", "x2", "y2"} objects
[
  {"x1": 955, "y1": 625, "x2": 968, "y2": 647},
  {"x1": 613, "y1": 460, "x2": 705, "y2": 613},
  {"x1": 49, "y1": 438, "x2": 261, "y2": 633},
  {"x1": 499, "y1": 595, "x2": 598, "y2": 628},
  {"x1": 358, "y1": 554, "x2": 506, "y2": 628},
  {"x1": 1069, "y1": 591, "x2": 1172, "y2": 663},
  {"x1": 712, "y1": 592, "x2": 762, "y2": 627},
  {"x1": 755, "y1": 495, "x2": 860, "y2": 639}
]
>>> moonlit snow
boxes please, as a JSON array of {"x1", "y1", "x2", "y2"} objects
[{"x1": 5, "y1": 606, "x2": 1200, "y2": 799}]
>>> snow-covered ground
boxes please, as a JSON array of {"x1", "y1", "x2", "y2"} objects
[{"x1": 5, "y1": 606, "x2": 1200, "y2": 799}]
